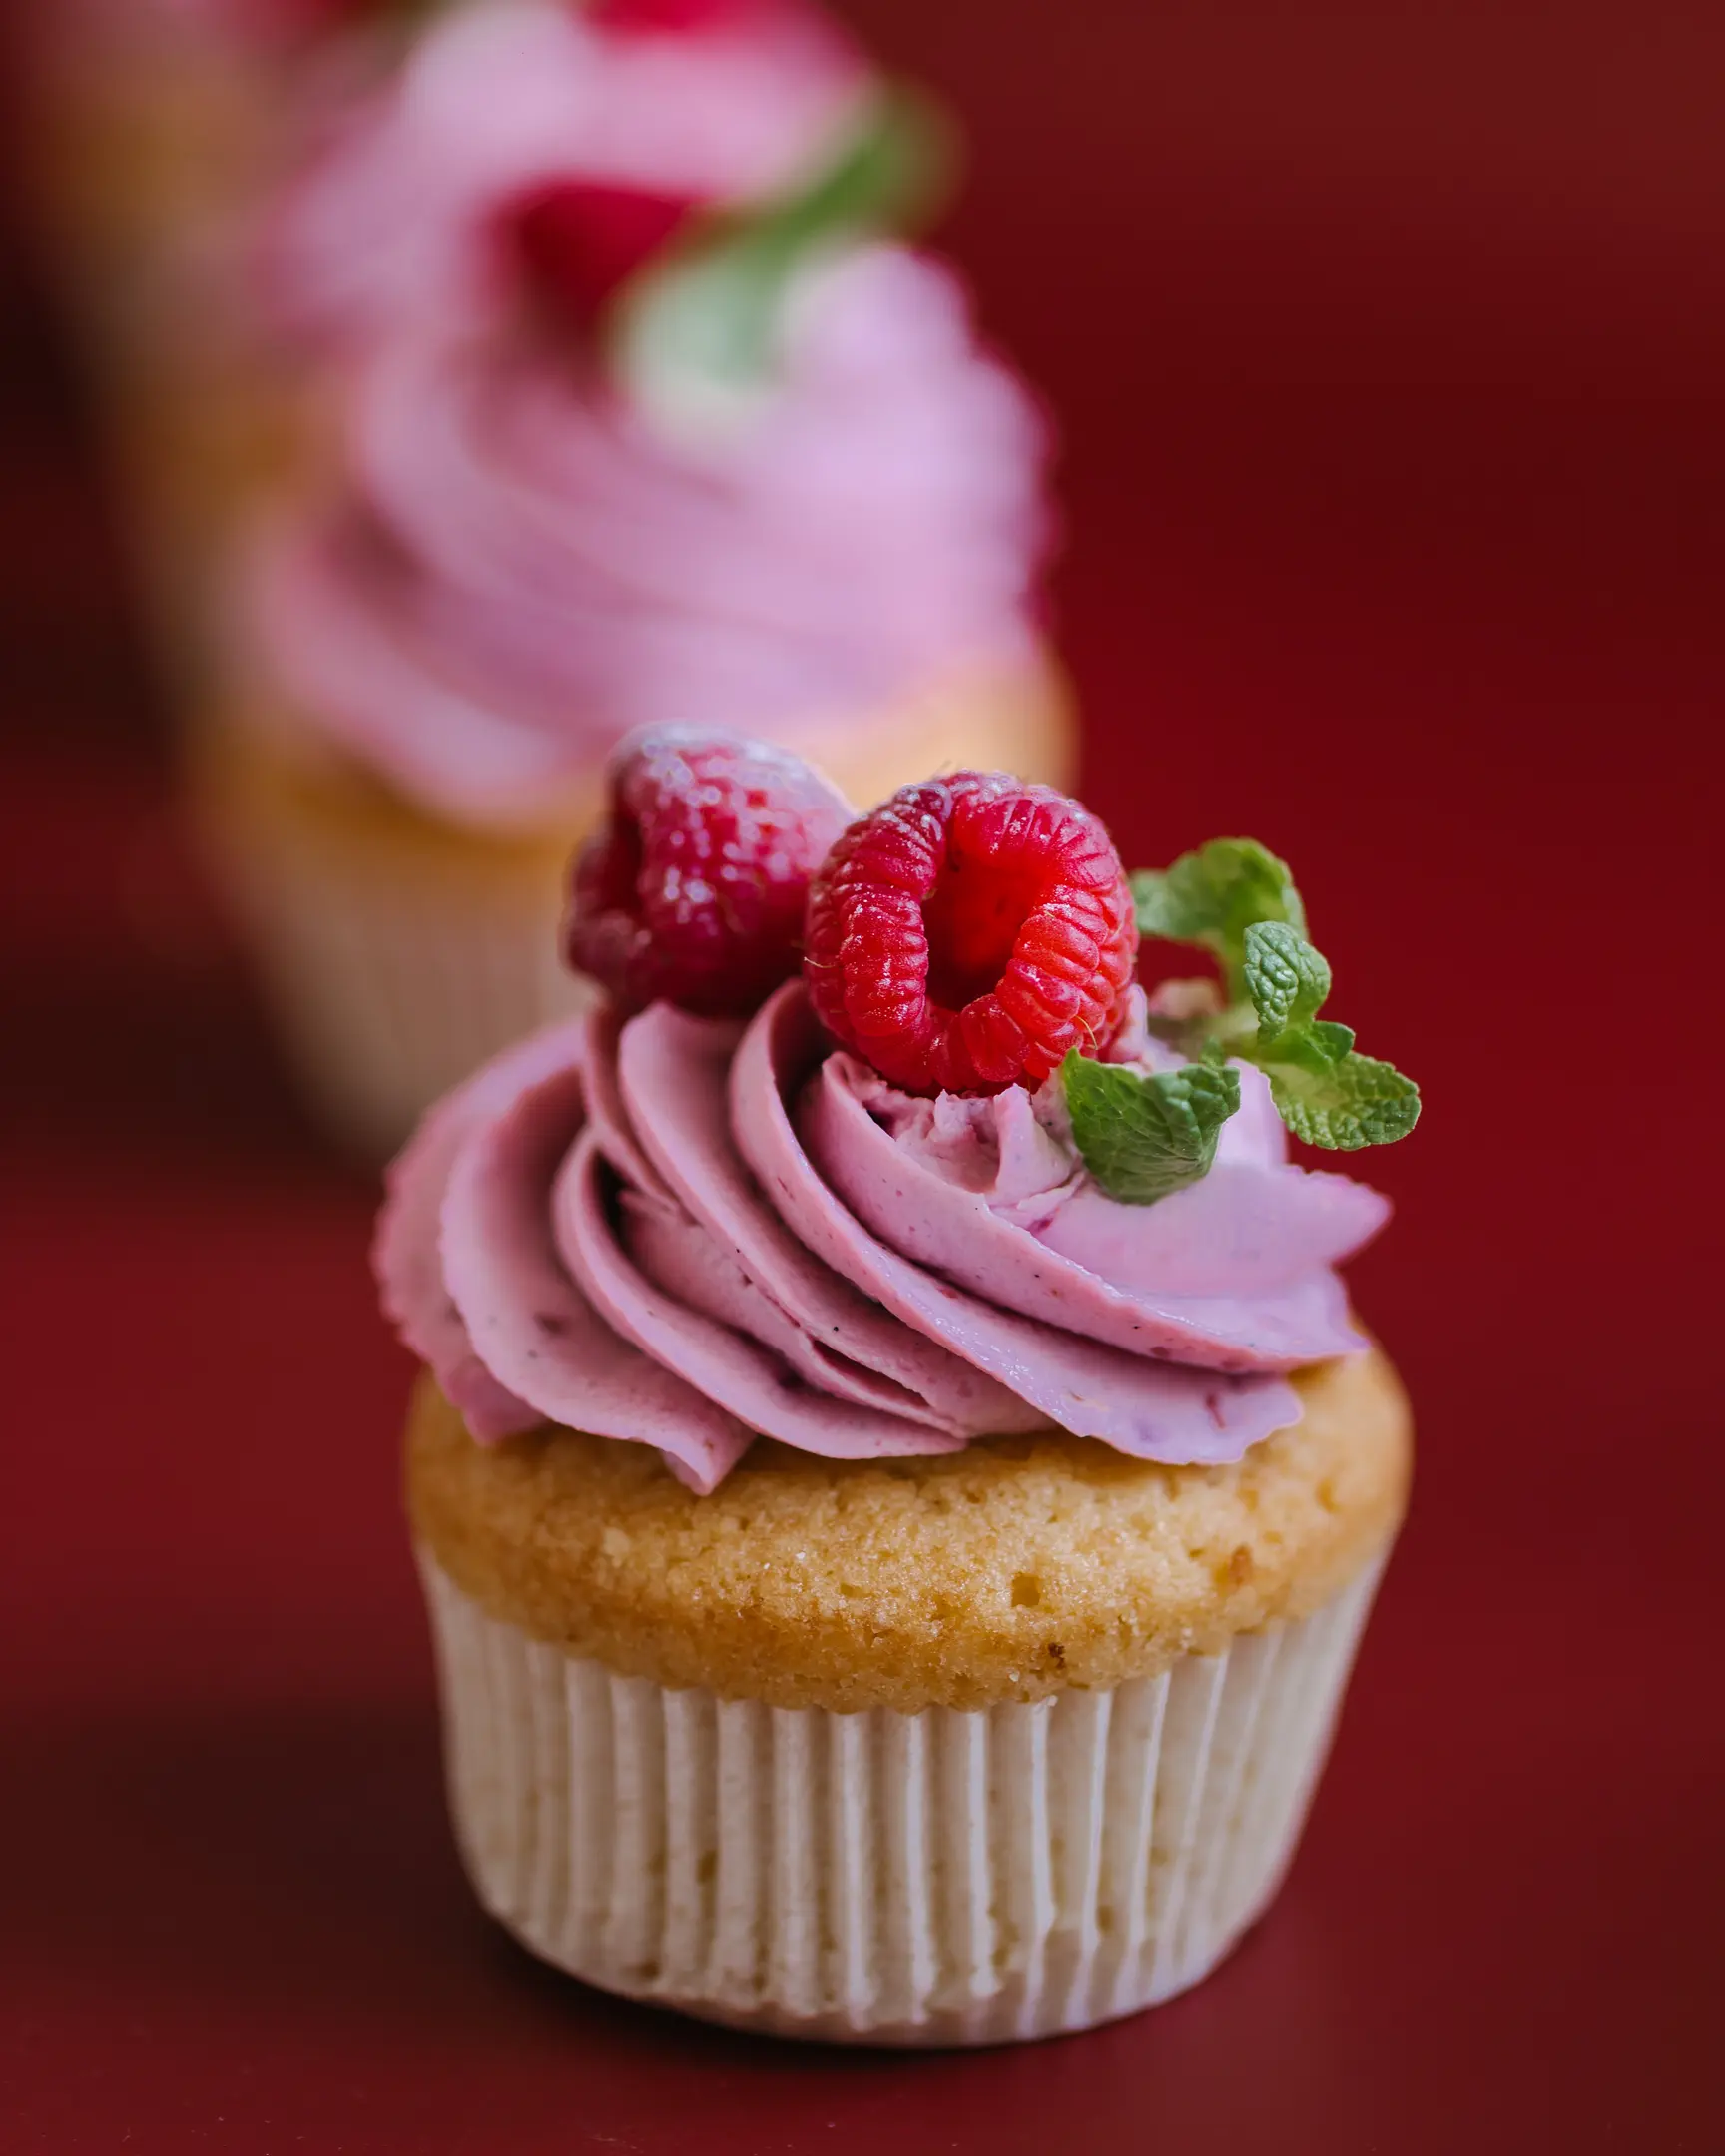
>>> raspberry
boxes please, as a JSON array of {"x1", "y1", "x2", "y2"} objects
[
  {"x1": 502, "y1": 180, "x2": 700, "y2": 334},
  {"x1": 566, "y1": 730, "x2": 853, "y2": 1018},
  {"x1": 804, "y1": 773, "x2": 1138, "y2": 1095},
  {"x1": 590, "y1": 0, "x2": 774, "y2": 32}
]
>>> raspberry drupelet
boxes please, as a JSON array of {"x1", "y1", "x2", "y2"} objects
[
  {"x1": 502, "y1": 180, "x2": 703, "y2": 334},
  {"x1": 565, "y1": 729, "x2": 853, "y2": 1017},
  {"x1": 804, "y1": 771, "x2": 1138, "y2": 1095}
]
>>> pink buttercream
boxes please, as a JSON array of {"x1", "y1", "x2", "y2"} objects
[
  {"x1": 237, "y1": 2, "x2": 1047, "y2": 824},
  {"x1": 251, "y1": 0, "x2": 869, "y2": 353},
  {"x1": 250, "y1": 243, "x2": 1049, "y2": 824},
  {"x1": 375, "y1": 985, "x2": 1391, "y2": 1491},
  {"x1": 806, "y1": 1056, "x2": 1386, "y2": 1364}
]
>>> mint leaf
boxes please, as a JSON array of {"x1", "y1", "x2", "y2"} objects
[
  {"x1": 615, "y1": 87, "x2": 949, "y2": 423},
  {"x1": 1129, "y1": 836, "x2": 1421, "y2": 1155},
  {"x1": 751, "y1": 83, "x2": 950, "y2": 266},
  {"x1": 1241, "y1": 919, "x2": 1331, "y2": 1039},
  {"x1": 1259, "y1": 1050, "x2": 1422, "y2": 1151},
  {"x1": 1062, "y1": 1050, "x2": 1241, "y2": 1205},
  {"x1": 1235, "y1": 919, "x2": 1420, "y2": 1148},
  {"x1": 1132, "y1": 838, "x2": 1306, "y2": 993}
]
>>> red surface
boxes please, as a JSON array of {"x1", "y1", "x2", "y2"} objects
[{"x1": 2, "y1": 6, "x2": 1723, "y2": 2149}]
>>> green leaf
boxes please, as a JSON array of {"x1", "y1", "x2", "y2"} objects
[
  {"x1": 614, "y1": 86, "x2": 951, "y2": 426},
  {"x1": 1241, "y1": 919, "x2": 1331, "y2": 1039},
  {"x1": 749, "y1": 82, "x2": 950, "y2": 267},
  {"x1": 1061, "y1": 1050, "x2": 1242, "y2": 1205},
  {"x1": 1259, "y1": 1050, "x2": 1423, "y2": 1151},
  {"x1": 1131, "y1": 838, "x2": 1306, "y2": 993},
  {"x1": 1233, "y1": 917, "x2": 1420, "y2": 1147},
  {"x1": 1129, "y1": 834, "x2": 1421, "y2": 1153}
]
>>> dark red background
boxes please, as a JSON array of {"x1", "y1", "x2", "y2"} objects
[{"x1": 3, "y1": 5, "x2": 1722, "y2": 2149}]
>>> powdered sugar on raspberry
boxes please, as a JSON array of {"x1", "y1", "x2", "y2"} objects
[{"x1": 565, "y1": 727, "x2": 853, "y2": 1017}]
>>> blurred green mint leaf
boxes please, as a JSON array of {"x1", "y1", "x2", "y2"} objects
[{"x1": 615, "y1": 86, "x2": 951, "y2": 429}]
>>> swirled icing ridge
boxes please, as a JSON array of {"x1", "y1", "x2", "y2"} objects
[{"x1": 376, "y1": 986, "x2": 1389, "y2": 1491}]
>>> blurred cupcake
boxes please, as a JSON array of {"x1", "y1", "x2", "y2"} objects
[
  {"x1": 24, "y1": 0, "x2": 311, "y2": 349},
  {"x1": 143, "y1": 0, "x2": 869, "y2": 649},
  {"x1": 200, "y1": 36, "x2": 1072, "y2": 1152},
  {"x1": 381, "y1": 739, "x2": 1420, "y2": 2043},
  {"x1": 249, "y1": 0, "x2": 871, "y2": 358},
  {"x1": 19, "y1": 0, "x2": 413, "y2": 683}
]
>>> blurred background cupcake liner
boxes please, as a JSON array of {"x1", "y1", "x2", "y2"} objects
[
  {"x1": 419, "y1": 1549, "x2": 1389, "y2": 2046},
  {"x1": 190, "y1": 711, "x2": 595, "y2": 1156}
]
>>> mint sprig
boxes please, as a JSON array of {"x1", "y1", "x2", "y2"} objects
[
  {"x1": 614, "y1": 86, "x2": 951, "y2": 429},
  {"x1": 1062, "y1": 837, "x2": 1419, "y2": 1198},
  {"x1": 1241, "y1": 921, "x2": 1421, "y2": 1150},
  {"x1": 1060, "y1": 1051, "x2": 1241, "y2": 1206},
  {"x1": 1131, "y1": 838, "x2": 1305, "y2": 999}
]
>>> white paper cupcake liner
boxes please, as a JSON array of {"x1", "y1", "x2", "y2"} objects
[
  {"x1": 206, "y1": 808, "x2": 590, "y2": 1158},
  {"x1": 417, "y1": 1549, "x2": 1387, "y2": 2046}
]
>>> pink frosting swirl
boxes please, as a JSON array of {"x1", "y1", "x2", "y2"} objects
[
  {"x1": 375, "y1": 985, "x2": 1389, "y2": 1493},
  {"x1": 251, "y1": 0, "x2": 869, "y2": 352},
  {"x1": 236, "y1": 1, "x2": 1049, "y2": 820},
  {"x1": 248, "y1": 245, "x2": 1049, "y2": 823}
]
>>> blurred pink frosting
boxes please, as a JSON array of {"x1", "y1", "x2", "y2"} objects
[
  {"x1": 250, "y1": 0, "x2": 870, "y2": 351},
  {"x1": 249, "y1": 243, "x2": 1050, "y2": 824},
  {"x1": 237, "y1": 0, "x2": 1050, "y2": 822},
  {"x1": 375, "y1": 985, "x2": 1389, "y2": 1492}
]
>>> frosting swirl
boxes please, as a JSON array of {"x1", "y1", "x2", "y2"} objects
[
  {"x1": 251, "y1": 0, "x2": 868, "y2": 352},
  {"x1": 375, "y1": 985, "x2": 1389, "y2": 1492},
  {"x1": 249, "y1": 244, "x2": 1050, "y2": 824}
]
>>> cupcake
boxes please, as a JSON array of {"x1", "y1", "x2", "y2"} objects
[
  {"x1": 138, "y1": 0, "x2": 880, "y2": 682},
  {"x1": 378, "y1": 732, "x2": 1420, "y2": 2044},
  {"x1": 19, "y1": 0, "x2": 412, "y2": 688},
  {"x1": 199, "y1": 10, "x2": 1071, "y2": 1153},
  {"x1": 247, "y1": 0, "x2": 872, "y2": 361}
]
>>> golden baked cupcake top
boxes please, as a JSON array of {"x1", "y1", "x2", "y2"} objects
[{"x1": 409, "y1": 1347, "x2": 1411, "y2": 1713}]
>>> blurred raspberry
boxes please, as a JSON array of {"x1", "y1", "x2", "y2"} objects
[
  {"x1": 589, "y1": 0, "x2": 778, "y2": 33},
  {"x1": 502, "y1": 179, "x2": 700, "y2": 333},
  {"x1": 566, "y1": 730, "x2": 853, "y2": 1018},
  {"x1": 804, "y1": 772, "x2": 1138, "y2": 1094}
]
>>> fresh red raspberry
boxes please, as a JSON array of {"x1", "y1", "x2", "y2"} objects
[
  {"x1": 566, "y1": 730, "x2": 853, "y2": 1018},
  {"x1": 804, "y1": 773, "x2": 1138, "y2": 1095},
  {"x1": 501, "y1": 179, "x2": 701, "y2": 335},
  {"x1": 589, "y1": 0, "x2": 778, "y2": 33}
]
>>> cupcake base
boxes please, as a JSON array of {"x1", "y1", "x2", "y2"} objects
[
  {"x1": 194, "y1": 734, "x2": 592, "y2": 1159},
  {"x1": 418, "y1": 1549, "x2": 1384, "y2": 2046},
  {"x1": 190, "y1": 660, "x2": 1076, "y2": 1156}
]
